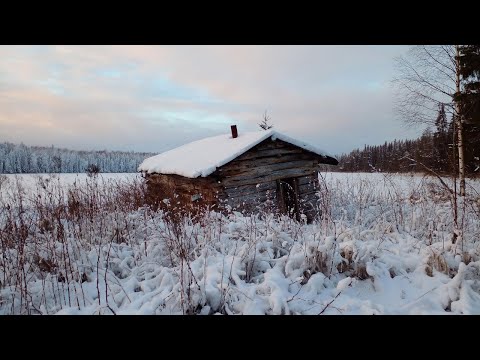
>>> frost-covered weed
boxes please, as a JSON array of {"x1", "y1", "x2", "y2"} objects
[{"x1": 0, "y1": 173, "x2": 479, "y2": 315}]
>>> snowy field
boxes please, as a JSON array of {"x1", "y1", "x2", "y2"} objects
[
  {"x1": 0, "y1": 172, "x2": 479, "y2": 315},
  {"x1": 0, "y1": 173, "x2": 140, "y2": 195}
]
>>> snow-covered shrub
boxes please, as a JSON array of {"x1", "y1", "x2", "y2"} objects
[{"x1": 1, "y1": 172, "x2": 480, "y2": 315}]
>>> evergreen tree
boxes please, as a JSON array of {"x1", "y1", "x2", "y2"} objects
[
  {"x1": 0, "y1": 142, "x2": 156, "y2": 174},
  {"x1": 433, "y1": 104, "x2": 450, "y2": 172},
  {"x1": 259, "y1": 110, "x2": 273, "y2": 130},
  {"x1": 455, "y1": 45, "x2": 480, "y2": 125},
  {"x1": 456, "y1": 45, "x2": 480, "y2": 174}
]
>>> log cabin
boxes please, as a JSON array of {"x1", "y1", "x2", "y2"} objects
[{"x1": 138, "y1": 126, "x2": 338, "y2": 222}]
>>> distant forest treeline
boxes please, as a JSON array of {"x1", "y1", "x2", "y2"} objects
[
  {"x1": 0, "y1": 142, "x2": 155, "y2": 174},
  {"x1": 3, "y1": 118, "x2": 480, "y2": 175},
  {"x1": 336, "y1": 117, "x2": 480, "y2": 175}
]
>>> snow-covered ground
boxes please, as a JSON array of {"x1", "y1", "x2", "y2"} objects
[
  {"x1": 0, "y1": 172, "x2": 479, "y2": 315},
  {"x1": 0, "y1": 173, "x2": 140, "y2": 194}
]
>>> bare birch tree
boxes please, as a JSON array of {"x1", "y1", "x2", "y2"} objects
[
  {"x1": 392, "y1": 45, "x2": 466, "y2": 196},
  {"x1": 454, "y1": 45, "x2": 466, "y2": 197}
]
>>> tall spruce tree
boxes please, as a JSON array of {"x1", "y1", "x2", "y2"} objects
[
  {"x1": 433, "y1": 104, "x2": 450, "y2": 172},
  {"x1": 455, "y1": 45, "x2": 480, "y2": 174},
  {"x1": 455, "y1": 45, "x2": 480, "y2": 125}
]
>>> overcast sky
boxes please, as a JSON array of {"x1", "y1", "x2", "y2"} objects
[{"x1": 0, "y1": 45, "x2": 422, "y2": 155}]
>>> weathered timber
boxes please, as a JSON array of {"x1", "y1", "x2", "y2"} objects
[
  {"x1": 300, "y1": 196, "x2": 320, "y2": 211},
  {"x1": 276, "y1": 179, "x2": 286, "y2": 214},
  {"x1": 225, "y1": 189, "x2": 276, "y2": 201},
  {"x1": 225, "y1": 193, "x2": 274, "y2": 207},
  {"x1": 221, "y1": 168, "x2": 318, "y2": 187},
  {"x1": 297, "y1": 174, "x2": 318, "y2": 186},
  {"x1": 224, "y1": 182, "x2": 277, "y2": 198},
  {"x1": 145, "y1": 173, "x2": 225, "y2": 210},
  {"x1": 222, "y1": 153, "x2": 318, "y2": 170},
  {"x1": 300, "y1": 192, "x2": 318, "y2": 199},
  {"x1": 235, "y1": 148, "x2": 305, "y2": 161},
  {"x1": 298, "y1": 183, "x2": 319, "y2": 194},
  {"x1": 143, "y1": 137, "x2": 332, "y2": 221},
  {"x1": 224, "y1": 192, "x2": 277, "y2": 213},
  {"x1": 293, "y1": 177, "x2": 301, "y2": 221},
  {"x1": 217, "y1": 160, "x2": 319, "y2": 179},
  {"x1": 300, "y1": 191, "x2": 320, "y2": 203}
]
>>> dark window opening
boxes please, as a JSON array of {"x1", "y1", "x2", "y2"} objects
[{"x1": 276, "y1": 177, "x2": 300, "y2": 221}]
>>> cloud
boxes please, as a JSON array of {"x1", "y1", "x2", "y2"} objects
[{"x1": 0, "y1": 45, "x2": 420, "y2": 155}]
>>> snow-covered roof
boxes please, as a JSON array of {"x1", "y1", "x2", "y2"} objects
[{"x1": 138, "y1": 130, "x2": 336, "y2": 178}]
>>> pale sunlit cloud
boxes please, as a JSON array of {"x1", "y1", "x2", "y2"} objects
[{"x1": 0, "y1": 45, "x2": 421, "y2": 155}]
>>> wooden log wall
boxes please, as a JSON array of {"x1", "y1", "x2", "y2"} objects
[
  {"x1": 215, "y1": 139, "x2": 321, "y2": 185},
  {"x1": 214, "y1": 139, "x2": 322, "y2": 220},
  {"x1": 145, "y1": 173, "x2": 225, "y2": 212},
  {"x1": 144, "y1": 138, "x2": 327, "y2": 221}
]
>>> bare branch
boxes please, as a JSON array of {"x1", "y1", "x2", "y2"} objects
[
  {"x1": 403, "y1": 58, "x2": 454, "y2": 97},
  {"x1": 393, "y1": 46, "x2": 458, "y2": 128},
  {"x1": 422, "y1": 46, "x2": 456, "y2": 81},
  {"x1": 441, "y1": 45, "x2": 456, "y2": 69},
  {"x1": 399, "y1": 155, "x2": 454, "y2": 195},
  {"x1": 318, "y1": 279, "x2": 352, "y2": 315}
]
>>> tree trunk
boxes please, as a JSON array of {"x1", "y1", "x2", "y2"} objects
[
  {"x1": 452, "y1": 119, "x2": 458, "y2": 244},
  {"x1": 456, "y1": 45, "x2": 466, "y2": 197}
]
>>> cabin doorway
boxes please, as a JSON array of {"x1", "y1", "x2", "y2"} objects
[{"x1": 276, "y1": 177, "x2": 300, "y2": 221}]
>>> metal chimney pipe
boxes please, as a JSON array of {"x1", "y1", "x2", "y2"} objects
[{"x1": 231, "y1": 125, "x2": 238, "y2": 139}]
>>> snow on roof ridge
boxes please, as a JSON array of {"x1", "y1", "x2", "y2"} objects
[{"x1": 138, "y1": 129, "x2": 335, "y2": 178}]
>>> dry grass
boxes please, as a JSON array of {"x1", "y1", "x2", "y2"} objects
[
  {"x1": 0, "y1": 175, "x2": 151, "y2": 314},
  {"x1": 425, "y1": 250, "x2": 449, "y2": 277},
  {"x1": 0, "y1": 172, "x2": 479, "y2": 314}
]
